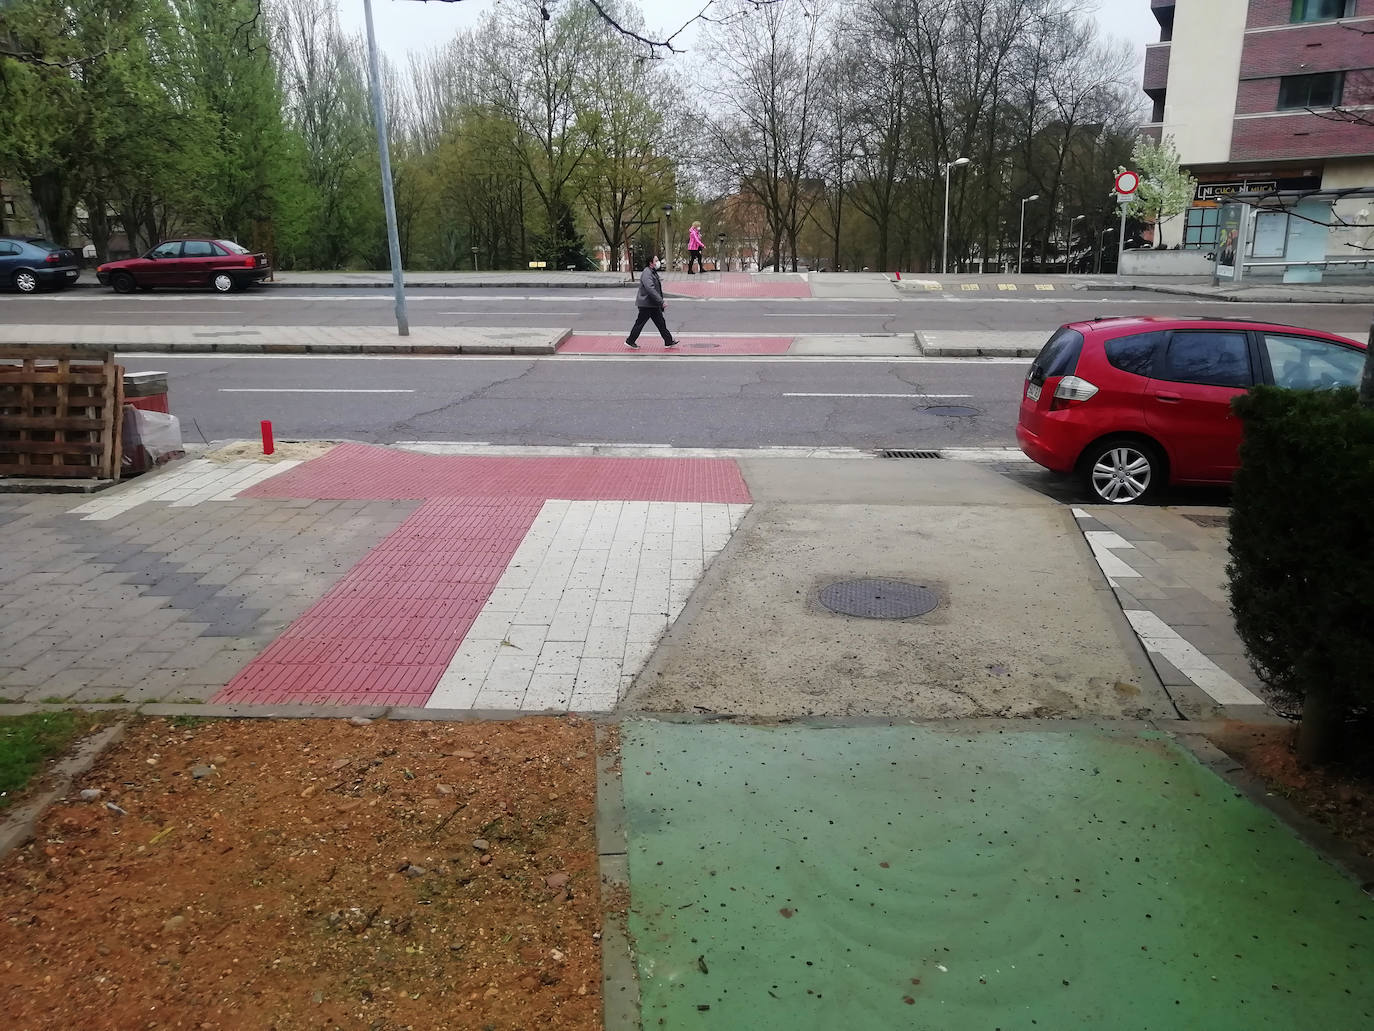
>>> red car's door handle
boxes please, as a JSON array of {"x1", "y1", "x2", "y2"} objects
[{"x1": 1154, "y1": 392, "x2": 1183, "y2": 403}]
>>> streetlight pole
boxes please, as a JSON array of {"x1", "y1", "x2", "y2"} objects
[
  {"x1": 662, "y1": 203, "x2": 673, "y2": 268},
  {"x1": 942, "y1": 157, "x2": 971, "y2": 275},
  {"x1": 362, "y1": 0, "x2": 408, "y2": 336},
  {"x1": 1018, "y1": 194, "x2": 1040, "y2": 275},
  {"x1": 1097, "y1": 226, "x2": 1115, "y2": 274},
  {"x1": 716, "y1": 231, "x2": 726, "y2": 273},
  {"x1": 471, "y1": 246, "x2": 479, "y2": 272},
  {"x1": 1064, "y1": 213, "x2": 1085, "y2": 274}
]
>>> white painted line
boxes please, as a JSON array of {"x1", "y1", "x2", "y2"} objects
[
  {"x1": 1071, "y1": 508, "x2": 1092, "y2": 519},
  {"x1": 764, "y1": 313, "x2": 895, "y2": 317},
  {"x1": 783, "y1": 392, "x2": 972, "y2": 399},
  {"x1": 217, "y1": 388, "x2": 416, "y2": 393},
  {"x1": 1124, "y1": 610, "x2": 1264, "y2": 706},
  {"x1": 1083, "y1": 530, "x2": 1136, "y2": 551},
  {"x1": 437, "y1": 311, "x2": 580, "y2": 316},
  {"x1": 118, "y1": 352, "x2": 1031, "y2": 365}
]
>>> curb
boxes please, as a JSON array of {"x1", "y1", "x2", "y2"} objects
[
  {"x1": 0, "y1": 720, "x2": 129, "y2": 862},
  {"x1": 596, "y1": 725, "x2": 641, "y2": 1030},
  {"x1": 263, "y1": 280, "x2": 635, "y2": 291},
  {"x1": 0, "y1": 341, "x2": 562, "y2": 356}
]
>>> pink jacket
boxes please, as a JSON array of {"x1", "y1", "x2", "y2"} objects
[{"x1": 688, "y1": 226, "x2": 703, "y2": 251}]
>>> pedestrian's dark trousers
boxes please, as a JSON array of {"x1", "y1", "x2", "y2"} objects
[
  {"x1": 687, "y1": 249, "x2": 705, "y2": 273},
  {"x1": 628, "y1": 306, "x2": 672, "y2": 344}
]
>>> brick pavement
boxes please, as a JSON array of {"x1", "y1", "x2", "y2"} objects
[
  {"x1": 0, "y1": 492, "x2": 413, "y2": 705},
  {"x1": 1072, "y1": 505, "x2": 1271, "y2": 718}
]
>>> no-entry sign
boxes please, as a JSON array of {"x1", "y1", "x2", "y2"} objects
[{"x1": 1115, "y1": 170, "x2": 1140, "y2": 195}]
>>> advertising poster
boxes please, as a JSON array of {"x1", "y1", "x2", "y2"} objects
[{"x1": 1215, "y1": 203, "x2": 1243, "y2": 280}]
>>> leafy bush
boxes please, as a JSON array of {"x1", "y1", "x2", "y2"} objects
[{"x1": 1228, "y1": 386, "x2": 1374, "y2": 761}]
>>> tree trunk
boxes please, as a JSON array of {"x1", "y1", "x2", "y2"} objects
[{"x1": 1296, "y1": 687, "x2": 1343, "y2": 766}]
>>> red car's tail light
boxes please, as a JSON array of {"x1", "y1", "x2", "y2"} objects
[
  {"x1": 1050, "y1": 376, "x2": 1099, "y2": 411},
  {"x1": 243, "y1": 257, "x2": 257, "y2": 268}
]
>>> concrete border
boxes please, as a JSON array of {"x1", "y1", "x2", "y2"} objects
[
  {"x1": 595, "y1": 725, "x2": 642, "y2": 1031},
  {"x1": 0, "y1": 719, "x2": 128, "y2": 862},
  {"x1": 1165, "y1": 722, "x2": 1374, "y2": 896}
]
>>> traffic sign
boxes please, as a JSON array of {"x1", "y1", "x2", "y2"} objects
[{"x1": 1115, "y1": 170, "x2": 1140, "y2": 195}]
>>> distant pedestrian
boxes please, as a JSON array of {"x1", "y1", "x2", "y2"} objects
[
  {"x1": 686, "y1": 221, "x2": 705, "y2": 274},
  {"x1": 625, "y1": 255, "x2": 678, "y2": 350}
]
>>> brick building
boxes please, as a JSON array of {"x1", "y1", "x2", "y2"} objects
[{"x1": 1142, "y1": 0, "x2": 1373, "y2": 253}]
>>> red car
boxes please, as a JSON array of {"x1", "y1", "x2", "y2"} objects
[
  {"x1": 1016, "y1": 316, "x2": 1368, "y2": 504},
  {"x1": 96, "y1": 238, "x2": 271, "y2": 293}
]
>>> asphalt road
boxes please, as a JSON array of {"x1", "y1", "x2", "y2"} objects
[
  {"x1": 118, "y1": 353, "x2": 1030, "y2": 450},
  {"x1": 5, "y1": 285, "x2": 1372, "y2": 338}
]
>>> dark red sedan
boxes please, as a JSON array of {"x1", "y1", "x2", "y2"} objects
[
  {"x1": 1016, "y1": 316, "x2": 1368, "y2": 504},
  {"x1": 96, "y1": 239, "x2": 271, "y2": 293}
]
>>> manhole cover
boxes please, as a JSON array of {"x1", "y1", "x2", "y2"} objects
[
  {"x1": 923, "y1": 405, "x2": 982, "y2": 417},
  {"x1": 818, "y1": 578, "x2": 939, "y2": 619}
]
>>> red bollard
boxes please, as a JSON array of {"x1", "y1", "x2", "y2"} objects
[
  {"x1": 895, "y1": 270, "x2": 901, "y2": 280},
  {"x1": 261, "y1": 420, "x2": 275, "y2": 456}
]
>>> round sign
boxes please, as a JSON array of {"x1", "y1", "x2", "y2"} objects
[{"x1": 1115, "y1": 170, "x2": 1140, "y2": 195}]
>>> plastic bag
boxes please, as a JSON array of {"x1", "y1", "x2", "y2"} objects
[{"x1": 122, "y1": 405, "x2": 184, "y2": 473}]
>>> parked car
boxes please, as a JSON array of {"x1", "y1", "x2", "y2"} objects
[
  {"x1": 0, "y1": 237, "x2": 81, "y2": 292},
  {"x1": 96, "y1": 238, "x2": 271, "y2": 293},
  {"x1": 1016, "y1": 316, "x2": 1368, "y2": 504}
]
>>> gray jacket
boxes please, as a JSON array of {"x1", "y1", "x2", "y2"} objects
[{"x1": 635, "y1": 266, "x2": 665, "y2": 308}]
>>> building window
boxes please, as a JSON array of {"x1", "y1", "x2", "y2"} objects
[
  {"x1": 1183, "y1": 207, "x2": 1220, "y2": 250},
  {"x1": 1290, "y1": 0, "x2": 1355, "y2": 22},
  {"x1": 1277, "y1": 72, "x2": 1343, "y2": 110}
]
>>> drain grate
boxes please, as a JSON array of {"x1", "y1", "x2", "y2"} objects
[
  {"x1": 923, "y1": 405, "x2": 982, "y2": 418},
  {"x1": 818, "y1": 578, "x2": 940, "y2": 619},
  {"x1": 878, "y1": 449, "x2": 943, "y2": 459},
  {"x1": 1181, "y1": 513, "x2": 1229, "y2": 528}
]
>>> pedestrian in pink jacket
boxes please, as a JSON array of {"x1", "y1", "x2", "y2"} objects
[{"x1": 687, "y1": 221, "x2": 705, "y2": 275}]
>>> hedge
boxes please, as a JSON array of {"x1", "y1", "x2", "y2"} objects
[{"x1": 1228, "y1": 386, "x2": 1374, "y2": 759}]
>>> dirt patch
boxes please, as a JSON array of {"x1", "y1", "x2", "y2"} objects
[
  {"x1": 0, "y1": 716, "x2": 602, "y2": 1030},
  {"x1": 1208, "y1": 721, "x2": 1374, "y2": 862},
  {"x1": 203, "y1": 440, "x2": 338, "y2": 464}
]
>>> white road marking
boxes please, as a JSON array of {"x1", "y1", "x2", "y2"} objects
[
  {"x1": 1123, "y1": 610, "x2": 1264, "y2": 706},
  {"x1": 217, "y1": 388, "x2": 416, "y2": 393},
  {"x1": 84, "y1": 309, "x2": 244, "y2": 314},
  {"x1": 120, "y1": 352, "x2": 1031, "y2": 364},
  {"x1": 783, "y1": 392, "x2": 972, "y2": 398},
  {"x1": 436, "y1": 311, "x2": 580, "y2": 316},
  {"x1": 764, "y1": 313, "x2": 896, "y2": 317}
]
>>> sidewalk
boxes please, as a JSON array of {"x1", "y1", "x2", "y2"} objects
[
  {"x1": 3, "y1": 442, "x2": 1372, "y2": 1029},
  {"x1": 0, "y1": 324, "x2": 568, "y2": 355}
]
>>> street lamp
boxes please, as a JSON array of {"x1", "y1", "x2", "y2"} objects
[
  {"x1": 942, "y1": 157, "x2": 971, "y2": 275},
  {"x1": 1097, "y1": 225, "x2": 1116, "y2": 274},
  {"x1": 1017, "y1": 194, "x2": 1040, "y2": 275},
  {"x1": 662, "y1": 203, "x2": 673, "y2": 268},
  {"x1": 471, "y1": 246, "x2": 479, "y2": 272},
  {"x1": 1064, "y1": 213, "x2": 1085, "y2": 273},
  {"x1": 716, "y1": 231, "x2": 726, "y2": 272},
  {"x1": 362, "y1": 0, "x2": 408, "y2": 335}
]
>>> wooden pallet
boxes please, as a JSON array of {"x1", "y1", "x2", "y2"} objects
[{"x1": 0, "y1": 348, "x2": 124, "y2": 479}]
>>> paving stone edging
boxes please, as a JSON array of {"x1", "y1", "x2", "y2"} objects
[{"x1": 0, "y1": 719, "x2": 128, "y2": 862}]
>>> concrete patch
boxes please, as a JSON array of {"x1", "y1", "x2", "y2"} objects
[
  {"x1": 787, "y1": 334, "x2": 919, "y2": 356},
  {"x1": 626, "y1": 503, "x2": 1171, "y2": 719}
]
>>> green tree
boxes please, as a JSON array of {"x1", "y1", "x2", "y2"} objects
[{"x1": 1121, "y1": 135, "x2": 1197, "y2": 246}]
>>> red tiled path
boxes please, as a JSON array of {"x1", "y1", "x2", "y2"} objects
[
  {"x1": 665, "y1": 272, "x2": 812, "y2": 298},
  {"x1": 557, "y1": 334, "x2": 795, "y2": 356},
  {"x1": 215, "y1": 448, "x2": 752, "y2": 706}
]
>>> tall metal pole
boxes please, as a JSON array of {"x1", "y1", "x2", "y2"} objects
[
  {"x1": 363, "y1": 0, "x2": 409, "y2": 336},
  {"x1": 942, "y1": 163, "x2": 952, "y2": 275},
  {"x1": 1018, "y1": 200, "x2": 1028, "y2": 276},
  {"x1": 1117, "y1": 203, "x2": 1127, "y2": 274}
]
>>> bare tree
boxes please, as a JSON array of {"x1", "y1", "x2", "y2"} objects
[{"x1": 698, "y1": 0, "x2": 828, "y2": 272}]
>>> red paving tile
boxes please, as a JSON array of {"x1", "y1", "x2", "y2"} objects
[
  {"x1": 218, "y1": 451, "x2": 753, "y2": 707},
  {"x1": 557, "y1": 334, "x2": 794, "y2": 355},
  {"x1": 212, "y1": 497, "x2": 542, "y2": 707},
  {"x1": 242, "y1": 446, "x2": 753, "y2": 503},
  {"x1": 664, "y1": 272, "x2": 812, "y2": 298}
]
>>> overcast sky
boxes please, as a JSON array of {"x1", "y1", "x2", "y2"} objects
[{"x1": 339, "y1": 0, "x2": 1162, "y2": 75}]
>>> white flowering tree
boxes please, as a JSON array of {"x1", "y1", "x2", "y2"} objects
[{"x1": 1120, "y1": 136, "x2": 1196, "y2": 247}]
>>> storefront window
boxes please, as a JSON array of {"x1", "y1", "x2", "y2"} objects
[{"x1": 1182, "y1": 207, "x2": 1220, "y2": 250}]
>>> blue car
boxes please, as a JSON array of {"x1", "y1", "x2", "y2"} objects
[{"x1": 0, "y1": 237, "x2": 81, "y2": 293}]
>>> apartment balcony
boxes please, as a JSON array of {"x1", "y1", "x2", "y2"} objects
[{"x1": 1143, "y1": 44, "x2": 1170, "y2": 93}]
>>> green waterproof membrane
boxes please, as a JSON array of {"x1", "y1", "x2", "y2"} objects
[{"x1": 621, "y1": 721, "x2": 1373, "y2": 1030}]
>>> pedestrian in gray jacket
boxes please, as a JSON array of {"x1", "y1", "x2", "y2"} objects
[{"x1": 625, "y1": 255, "x2": 679, "y2": 349}]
